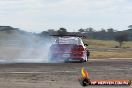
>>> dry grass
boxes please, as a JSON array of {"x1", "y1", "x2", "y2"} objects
[
  {"x1": 83, "y1": 39, "x2": 132, "y2": 59},
  {"x1": 90, "y1": 50, "x2": 132, "y2": 59},
  {"x1": 83, "y1": 39, "x2": 132, "y2": 48}
]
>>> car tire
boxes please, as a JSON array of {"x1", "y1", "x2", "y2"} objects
[
  {"x1": 83, "y1": 52, "x2": 88, "y2": 62},
  {"x1": 87, "y1": 50, "x2": 90, "y2": 61},
  {"x1": 80, "y1": 60, "x2": 84, "y2": 63}
]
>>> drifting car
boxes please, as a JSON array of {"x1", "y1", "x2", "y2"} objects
[{"x1": 48, "y1": 36, "x2": 90, "y2": 62}]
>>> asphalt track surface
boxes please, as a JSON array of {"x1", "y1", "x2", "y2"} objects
[{"x1": 0, "y1": 59, "x2": 132, "y2": 88}]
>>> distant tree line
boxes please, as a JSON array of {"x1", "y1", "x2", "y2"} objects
[
  {"x1": 44, "y1": 25, "x2": 132, "y2": 41},
  {"x1": 0, "y1": 25, "x2": 132, "y2": 48},
  {"x1": 43, "y1": 26, "x2": 132, "y2": 47},
  {"x1": 78, "y1": 26, "x2": 132, "y2": 41}
]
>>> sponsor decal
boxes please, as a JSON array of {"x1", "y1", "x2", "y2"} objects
[{"x1": 78, "y1": 67, "x2": 131, "y2": 86}]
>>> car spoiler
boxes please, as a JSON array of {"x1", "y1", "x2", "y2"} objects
[{"x1": 50, "y1": 34, "x2": 86, "y2": 38}]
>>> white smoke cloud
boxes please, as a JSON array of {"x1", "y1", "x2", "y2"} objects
[{"x1": 0, "y1": 30, "x2": 54, "y2": 63}]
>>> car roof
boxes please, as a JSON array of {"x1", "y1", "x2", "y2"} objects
[
  {"x1": 58, "y1": 36, "x2": 79, "y2": 39},
  {"x1": 55, "y1": 37, "x2": 80, "y2": 44}
]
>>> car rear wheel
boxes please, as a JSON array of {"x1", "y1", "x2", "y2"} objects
[{"x1": 80, "y1": 60, "x2": 84, "y2": 63}]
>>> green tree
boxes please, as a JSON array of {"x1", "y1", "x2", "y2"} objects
[
  {"x1": 128, "y1": 25, "x2": 132, "y2": 29},
  {"x1": 107, "y1": 28, "x2": 114, "y2": 33},
  {"x1": 115, "y1": 33, "x2": 128, "y2": 48},
  {"x1": 86, "y1": 27, "x2": 94, "y2": 32},
  {"x1": 57, "y1": 27, "x2": 67, "y2": 35},
  {"x1": 100, "y1": 28, "x2": 106, "y2": 33},
  {"x1": 78, "y1": 28, "x2": 84, "y2": 32},
  {"x1": 128, "y1": 25, "x2": 132, "y2": 32}
]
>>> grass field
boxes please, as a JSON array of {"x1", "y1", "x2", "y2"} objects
[
  {"x1": 83, "y1": 39, "x2": 132, "y2": 48},
  {"x1": 83, "y1": 39, "x2": 132, "y2": 59},
  {"x1": 90, "y1": 51, "x2": 132, "y2": 59}
]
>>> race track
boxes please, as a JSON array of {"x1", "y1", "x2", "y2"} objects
[{"x1": 0, "y1": 59, "x2": 132, "y2": 88}]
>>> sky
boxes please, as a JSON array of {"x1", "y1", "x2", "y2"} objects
[{"x1": 0, "y1": 0, "x2": 132, "y2": 32}]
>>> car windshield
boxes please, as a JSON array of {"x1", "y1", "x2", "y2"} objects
[{"x1": 55, "y1": 37, "x2": 78, "y2": 44}]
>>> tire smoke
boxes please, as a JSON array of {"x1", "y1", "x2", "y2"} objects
[{"x1": 0, "y1": 29, "x2": 54, "y2": 63}]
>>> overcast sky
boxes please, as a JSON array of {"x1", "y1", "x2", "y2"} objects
[{"x1": 0, "y1": 0, "x2": 132, "y2": 32}]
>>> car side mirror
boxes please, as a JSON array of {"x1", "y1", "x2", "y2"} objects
[{"x1": 84, "y1": 44, "x2": 88, "y2": 46}]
